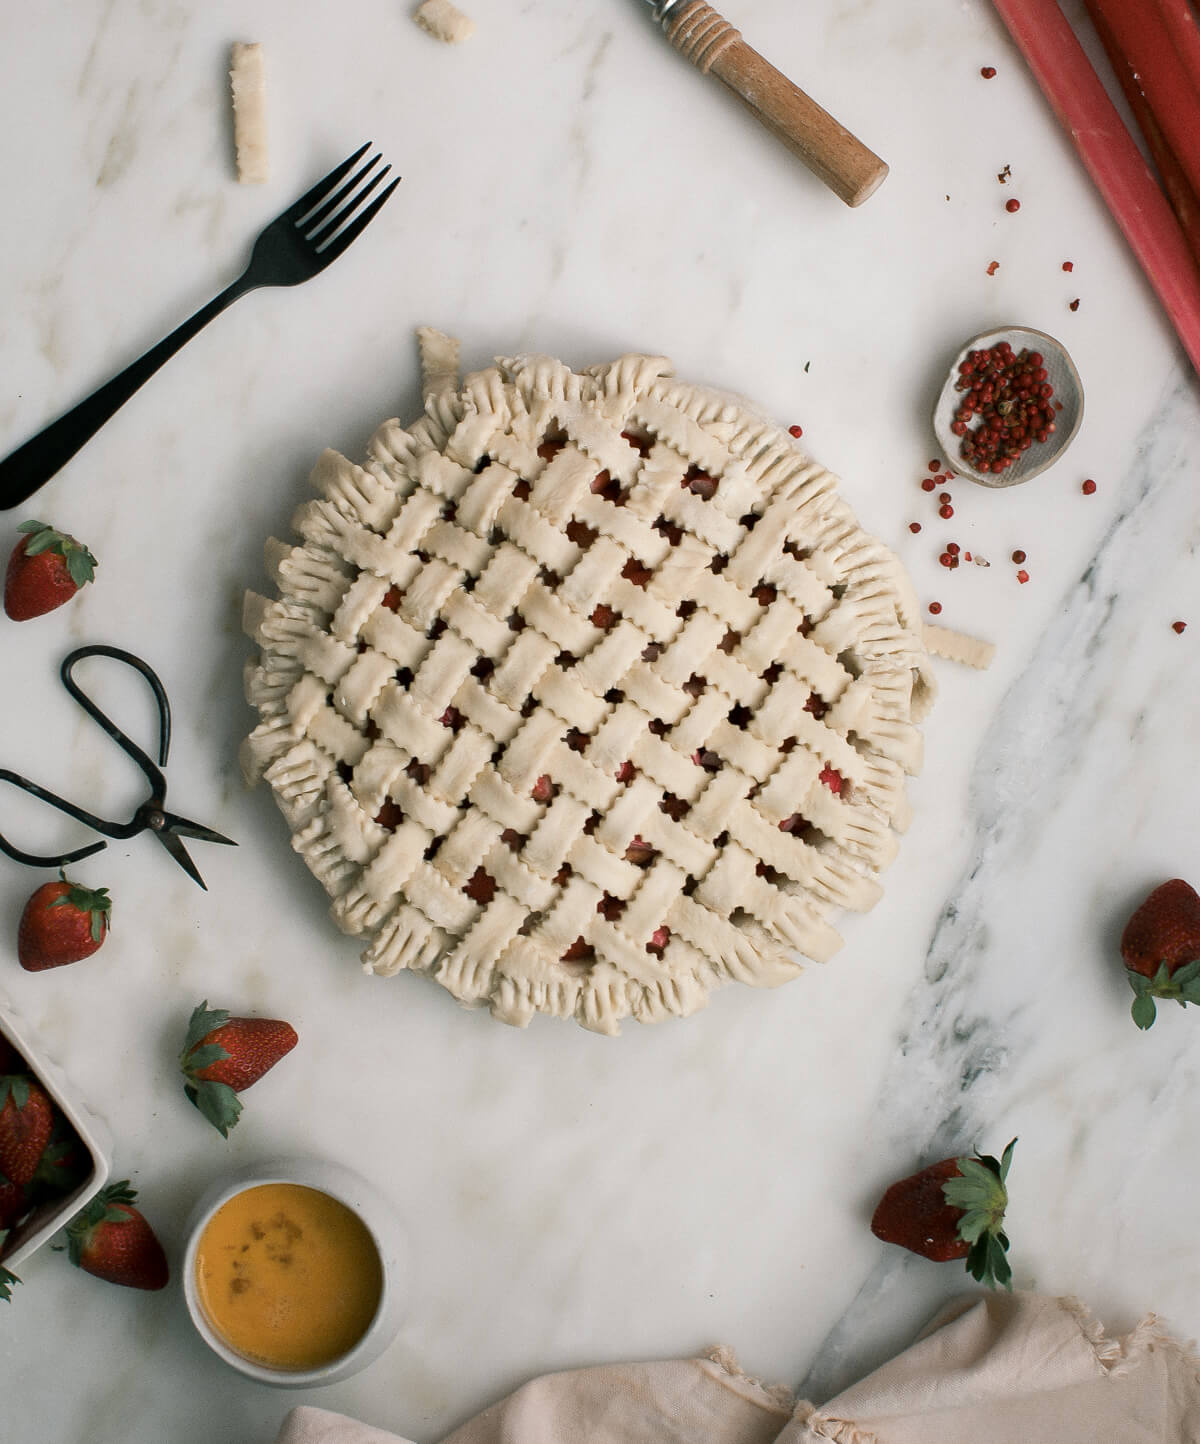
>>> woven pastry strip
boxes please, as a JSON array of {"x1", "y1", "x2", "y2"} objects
[{"x1": 243, "y1": 332, "x2": 934, "y2": 1032}]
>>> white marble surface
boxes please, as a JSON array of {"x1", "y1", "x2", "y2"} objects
[{"x1": 2, "y1": 1, "x2": 1199, "y2": 1439}]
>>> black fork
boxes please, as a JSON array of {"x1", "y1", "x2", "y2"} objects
[{"x1": 0, "y1": 144, "x2": 399, "y2": 510}]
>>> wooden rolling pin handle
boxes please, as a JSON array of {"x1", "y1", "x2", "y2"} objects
[{"x1": 662, "y1": 0, "x2": 888, "y2": 207}]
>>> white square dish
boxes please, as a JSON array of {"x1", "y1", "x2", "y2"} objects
[{"x1": 0, "y1": 995, "x2": 112, "y2": 1271}]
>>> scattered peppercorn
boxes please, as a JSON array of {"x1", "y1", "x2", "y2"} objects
[
  {"x1": 1172, "y1": 621, "x2": 1187, "y2": 634},
  {"x1": 1016, "y1": 569, "x2": 1030, "y2": 584},
  {"x1": 1011, "y1": 549, "x2": 1026, "y2": 564},
  {"x1": 1069, "y1": 298, "x2": 1080, "y2": 311},
  {"x1": 987, "y1": 261, "x2": 999, "y2": 276},
  {"x1": 788, "y1": 424, "x2": 803, "y2": 438},
  {"x1": 1006, "y1": 198, "x2": 1021, "y2": 213},
  {"x1": 981, "y1": 66, "x2": 997, "y2": 78},
  {"x1": 1062, "y1": 260, "x2": 1074, "y2": 272},
  {"x1": 1081, "y1": 478, "x2": 1096, "y2": 495},
  {"x1": 921, "y1": 477, "x2": 937, "y2": 492},
  {"x1": 939, "y1": 553, "x2": 954, "y2": 569},
  {"x1": 946, "y1": 543, "x2": 960, "y2": 555},
  {"x1": 909, "y1": 522, "x2": 922, "y2": 534},
  {"x1": 939, "y1": 504, "x2": 954, "y2": 519},
  {"x1": 928, "y1": 601, "x2": 943, "y2": 615},
  {"x1": 928, "y1": 460, "x2": 941, "y2": 472},
  {"x1": 938, "y1": 492, "x2": 952, "y2": 504}
]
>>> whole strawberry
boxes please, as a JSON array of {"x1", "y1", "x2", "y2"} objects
[
  {"x1": 871, "y1": 1139, "x2": 1016, "y2": 1290},
  {"x1": 4, "y1": 521, "x2": 97, "y2": 621},
  {"x1": 1120, "y1": 878, "x2": 1200, "y2": 1030},
  {"x1": 179, "y1": 1001, "x2": 298, "y2": 1138},
  {"x1": 18, "y1": 871, "x2": 111, "y2": 972},
  {"x1": 0, "y1": 1075, "x2": 54, "y2": 1185},
  {"x1": 65, "y1": 1180, "x2": 168, "y2": 1290}
]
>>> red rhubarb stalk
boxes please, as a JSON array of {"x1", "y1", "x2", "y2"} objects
[
  {"x1": 990, "y1": 0, "x2": 1200, "y2": 377},
  {"x1": 1085, "y1": 0, "x2": 1200, "y2": 271},
  {"x1": 1085, "y1": 0, "x2": 1200, "y2": 203}
]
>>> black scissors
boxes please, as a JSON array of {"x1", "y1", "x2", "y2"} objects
[{"x1": 0, "y1": 644, "x2": 236, "y2": 889}]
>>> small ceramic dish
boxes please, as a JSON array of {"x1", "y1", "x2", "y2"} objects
[
  {"x1": 932, "y1": 325, "x2": 1084, "y2": 488},
  {"x1": 181, "y1": 1156, "x2": 407, "y2": 1387},
  {"x1": 0, "y1": 996, "x2": 112, "y2": 1271}
]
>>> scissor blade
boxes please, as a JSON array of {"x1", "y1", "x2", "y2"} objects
[
  {"x1": 154, "y1": 828, "x2": 210, "y2": 890},
  {"x1": 158, "y1": 811, "x2": 238, "y2": 847}
]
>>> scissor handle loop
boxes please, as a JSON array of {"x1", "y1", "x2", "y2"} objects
[
  {"x1": 0, "y1": 770, "x2": 109, "y2": 867},
  {"x1": 60, "y1": 644, "x2": 172, "y2": 784}
]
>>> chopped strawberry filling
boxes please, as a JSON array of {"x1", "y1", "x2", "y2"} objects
[
  {"x1": 531, "y1": 774, "x2": 556, "y2": 803},
  {"x1": 779, "y1": 813, "x2": 810, "y2": 836},
  {"x1": 682, "y1": 467, "x2": 718, "y2": 499},
  {"x1": 374, "y1": 800, "x2": 403, "y2": 830},
  {"x1": 537, "y1": 440, "x2": 564, "y2": 462},
  {"x1": 615, "y1": 760, "x2": 637, "y2": 784},
  {"x1": 646, "y1": 926, "x2": 671, "y2": 956},
  {"x1": 621, "y1": 558, "x2": 653, "y2": 588},
  {"x1": 596, "y1": 893, "x2": 626, "y2": 921},
  {"x1": 624, "y1": 835, "x2": 658, "y2": 867},
  {"x1": 560, "y1": 937, "x2": 595, "y2": 964},
  {"x1": 692, "y1": 749, "x2": 722, "y2": 772},
  {"x1": 439, "y1": 706, "x2": 465, "y2": 731},
  {"x1": 500, "y1": 828, "x2": 525, "y2": 852},
  {"x1": 464, "y1": 867, "x2": 496, "y2": 905},
  {"x1": 621, "y1": 430, "x2": 653, "y2": 456},
  {"x1": 591, "y1": 603, "x2": 619, "y2": 630},
  {"x1": 819, "y1": 765, "x2": 844, "y2": 794},
  {"x1": 382, "y1": 585, "x2": 403, "y2": 611},
  {"x1": 804, "y1": 692, "x2": 828, "y2": 719}
]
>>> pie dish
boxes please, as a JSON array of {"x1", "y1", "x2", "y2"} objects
[{"x1": 242, "y1": 331, "x2": 934, "y2": 1032}]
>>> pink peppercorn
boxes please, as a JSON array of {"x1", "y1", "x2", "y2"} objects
[
  {"x1": 1016, "y1": 569, "x2": 1030, "y2": 584},
  {"x1": 981, "y1": 66, "x2": 996, "y2": 78},
  {"x1": 939, "y1": 504, "x2": 954, "y2": 519},
  {"x1": 928, "y1": 601, "x2": 943, "y2": 615},
  {"x1": 909, "y1": 522, "x2": 922, "y2": 534},
  {"x1": 1081, "y1": 478, "x2": 1096, "y2": 494},
  {"x1": 921, "y1": 478, "x2": 937, "y2": 492},
  {"x1": 788, "y1": 424, "x2": 803, "y2": 438},
  {"x1": 1172, "y1": 621, "x2": 1187, "y2": 634},
  {"x1": 1006, "y1": 198, "x2": 1021, "y2": 213}
]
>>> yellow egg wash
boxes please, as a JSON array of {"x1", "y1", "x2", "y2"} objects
[{"x1": 194, "y1": 1183, "x2": 383, "y2": 1371}]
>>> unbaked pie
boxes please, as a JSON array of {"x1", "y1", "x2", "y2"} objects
[{"x1": 242, "y1": 331, "x2": 934, "y2": 1032}]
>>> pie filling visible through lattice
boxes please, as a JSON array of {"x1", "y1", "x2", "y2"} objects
[{"x1": 242, "y1": 331, "x2": 935, "y2": 1033}]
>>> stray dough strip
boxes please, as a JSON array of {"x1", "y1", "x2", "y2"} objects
[
  {"x1": 921, "y1": 621, "x2": 995, "y2": 670},
  {"x1": 414, "y1": 0, "x2": 476, "y2": 44},
  {"x1": 230, "y1": 42, "x2": 268, "y2": 185}
]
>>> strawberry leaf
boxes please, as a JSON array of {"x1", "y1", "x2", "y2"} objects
[
  {"x1": 64, "y1": 544, "x2": 97, "y2": 589},
  {"x1": 1131, "y1": 993, "x2": 1158, "y2": 1030},
  {"x1": 184, "y1": 1044, "x2": 229, "y2": 1072},
  {"x1": 66, "y1": 1180, "x2": 137, "y2": 1267},
  {"x1": 0, "y1": 1263, "x2": 20, "y2": 1302},
  {"x1": 16, "y1": 520, "x2": 48, "y2": 536},
  {"x1": 0, "y1": 1076, "x2": 31, "y2": 1112},
  {"x1": 186, "y1": 1079, "x2": 242, "y2": 1138},
  {"x1": 183, "y1": 1001, "x2": 230, "y2": 1057}
]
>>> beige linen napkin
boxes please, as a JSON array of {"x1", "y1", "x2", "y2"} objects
[{"x1": 275, "y1": 1292, "x2": 1200, "y2": 1444}]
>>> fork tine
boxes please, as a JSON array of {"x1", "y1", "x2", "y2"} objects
[
  {"x1": 314, "y1": 176, "x2": 401, "y2": 261},
  {"x1": 280, "y1": 142, "x2": 372, "y2": 225},
  {"x1": 309, "y1": 165, "x2": 391, "y2": 248},
  {"x1": 301, "y1": 153, "x2": 384, "y2": 238}
]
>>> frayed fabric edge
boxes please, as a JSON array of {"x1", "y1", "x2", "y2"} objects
[
  {"x1": 1056, "y1": 1295, "x2": 1200, "y2": 1381},
  {"x1": 789, "y1": 1402, "x2": 881, "y2": 1444},
  {"x1": 703, "y1": 1345, "x2": 795, "y2": 1415}
]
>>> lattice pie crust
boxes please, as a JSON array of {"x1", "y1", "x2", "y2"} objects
[{"x1": 242, "y1": 331, "x2": 935, "y2": 1032}]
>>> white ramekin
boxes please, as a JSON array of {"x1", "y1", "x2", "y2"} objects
[{"x1": 181, "y1": 1156, "x2": 407, "y2": 1386}]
